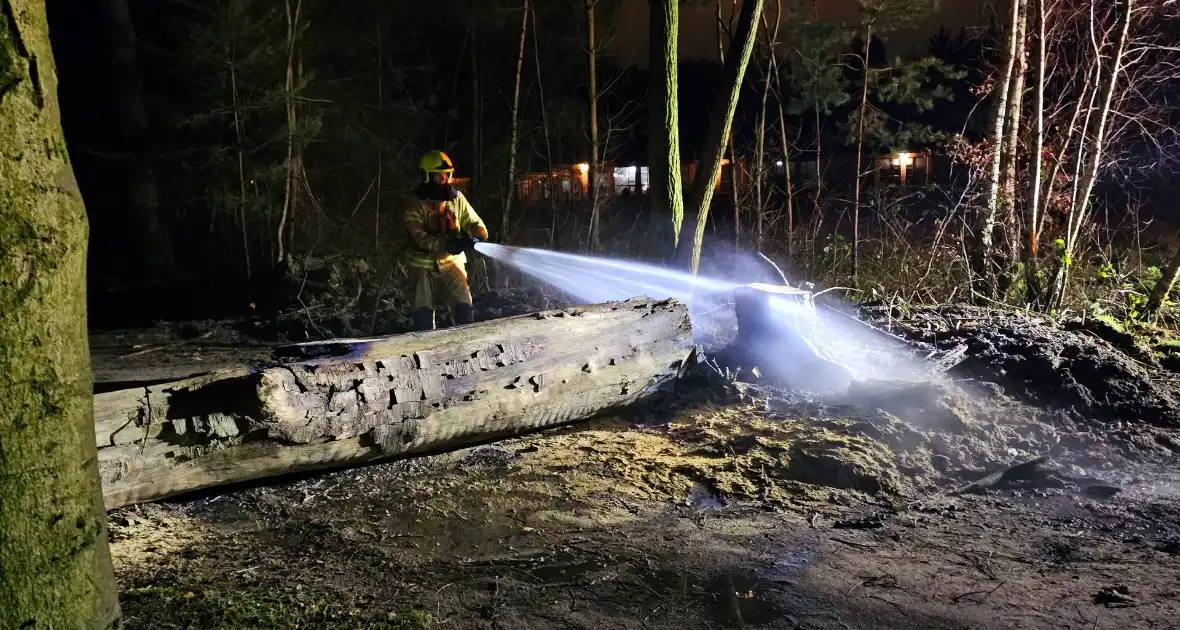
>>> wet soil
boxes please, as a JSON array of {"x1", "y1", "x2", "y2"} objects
[{"x1": 104, "y1": 303, "x2": 1180, "y2": 629}]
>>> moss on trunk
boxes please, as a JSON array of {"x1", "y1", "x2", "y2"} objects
[
  {"x1": 0, "y1": 1, "x2": 122, "y2": 628},
  {"x1": 647, "y1": 0, "x2": 684, "y2": 253}
]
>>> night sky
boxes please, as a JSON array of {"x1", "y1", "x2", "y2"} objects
[{"x1": 606, "y1": 0, "x2": 994, "y2": 65}]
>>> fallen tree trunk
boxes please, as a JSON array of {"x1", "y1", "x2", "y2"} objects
[{"x1": 95, "y1": 298, "x2": 693, "y2": 509}]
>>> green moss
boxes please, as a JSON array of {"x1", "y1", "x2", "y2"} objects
[
  {"x1": 0, "y1": 2, "x2": 121, "y2": 629},
  {"x1": 123, "y1": 586, "x2": 403, "y2": 629}
]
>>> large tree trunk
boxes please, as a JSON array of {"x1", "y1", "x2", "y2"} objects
[
  {"x1": 98, "y1": 0, "x2": 174, "y2": 277},
  {"x1": 648, "y1": 0, "x2": 685, "y2": 253},
  {"x1": 95, "y1": 298, "x2": 693, "y2": 509},
  {"x1": 0, "y1": 2, "x2": 122, "y2": 628},
  {"x1": 676, "y1": 0, "x2": 765, "y2": 273}
]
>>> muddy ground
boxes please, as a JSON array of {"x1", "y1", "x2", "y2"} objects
[{"x1": 104, "y1": 303, "x2": 1180, "y2": 629}]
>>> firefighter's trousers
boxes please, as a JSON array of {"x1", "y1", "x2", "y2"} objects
[{"x1": 411, "y1": 260, "x2": 473, "y2": 330}]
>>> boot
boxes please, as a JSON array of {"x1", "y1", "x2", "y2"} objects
[
  {"x1": 453, "y1": 302, "x2": 474, "y2": 326},
  {"x1": 412, "y1": 307, "x2": 435, "y2": 331}
]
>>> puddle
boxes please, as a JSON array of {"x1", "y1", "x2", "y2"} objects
[{"x1": 686, "y1": 484, "x2": 726, "y2": 510}]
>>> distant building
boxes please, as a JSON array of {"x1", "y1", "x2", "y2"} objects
[{"x1": 513, "y1": 160, "x2": 750, "y2": 202}]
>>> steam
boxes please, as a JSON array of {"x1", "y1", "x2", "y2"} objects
[{"x1": 474, "y1": 242, "x2": 928, "y2": 389}]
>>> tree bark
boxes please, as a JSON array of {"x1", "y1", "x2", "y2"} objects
[
  {"x1": 0, "y1": 2, "x2": 121, "y2": 627},
  {"x1": 648, "y1": 0, "x2": 685, "y2": 253},
  {"x1": 676, "y1": 0, "x2": 765, "y2": 273},
  {"x1": 94, "y1": 298, "x2": 693, "y2": 509},
  {"x1": 999, "y1": 0, "x2": 1029, "y2": 293},
  {"x1": 648, "y1": 0, "x2": 684, "y2": 247},
  {"x1": 98, "y1": 0, "x2": 174, "y2": 277}
]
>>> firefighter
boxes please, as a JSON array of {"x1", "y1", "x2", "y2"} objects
[{"x1": 404, "y1": 149, "x2": 489, "y2": 331}]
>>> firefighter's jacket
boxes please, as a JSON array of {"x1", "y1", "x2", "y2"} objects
[{"x1": 403, "y1": 190, "x2": 489, "y2": 270}]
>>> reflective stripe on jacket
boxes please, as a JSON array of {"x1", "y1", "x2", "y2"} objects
[{"x1": 403, "y1": 190, "x2": 489, "y2": 270}]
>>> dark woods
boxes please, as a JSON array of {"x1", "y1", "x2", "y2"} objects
[{"x1": 45, "y1": 0, "x2": 1180, "y2": 327}]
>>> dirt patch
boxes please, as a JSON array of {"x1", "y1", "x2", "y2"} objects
[
  {"x1": 859, "y1": 305, "x2": 1180, "y2": 430},
  {"x1": 104, "y1": 302, "x2": 1180, "y2": 628}
]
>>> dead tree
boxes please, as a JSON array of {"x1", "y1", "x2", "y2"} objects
[{"x1": 94, "y1": 298, "x2": 693, "y2": 508}]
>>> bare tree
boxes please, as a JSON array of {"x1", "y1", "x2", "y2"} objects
[
  {"x1": 677, "y1": 0, "x2": 765, "y2": 273},
  {"x1": 276, "y1": 0, "x2": 305, "y2": 264},
  {"x1": 502, "y1": 0, "x2": 531, "y2": 244},
  {"x1": 0, "y1": 2, "x2": 121, "y2": 627},
  {"x1": 1023, "y1": 0, "x2": 1048, "y2": 301},
  {"x1": 1048, "y1": 0, "x2": 1133, "y2": 309},
  {"x1": 753, "y1": 0, "x2": 783, "y2": 252},
  {"x1": 586, "y1": 0, "x2": 602, "y2": 249}
]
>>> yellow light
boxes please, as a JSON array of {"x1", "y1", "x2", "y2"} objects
[
  {"x1": 575, "y1": 163, "x2": 590, "y2": 173},
  {"x1": 892, "y1": 152, "x2": 914, "y2": 167}
]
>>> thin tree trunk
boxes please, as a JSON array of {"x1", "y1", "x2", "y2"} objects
[
  {"x1": 1050, "y1": 0, "x2": 1133, "y2": 309},
  {"x1": 754, "y1": 61, "x2": 771, "y2": 252},
  {"x1": 471, "y1": 29, "x2": 481, "y2": 196},
  {"x1": 531, "y1": 9, "x2": 558, "y2": 250},
  {"x1": 0, "y1": 3, "x2": 121, "y2": 627},
  {"x1": 1024, "y1": 0, "x2": 1046, "y2": 303},
  {"x1": 678, "y1": 0, "x2": 765, "y2": 273},
  {"x1": 1038, "y1": 61, "x2": 1096, "y2": 243},
  {"x1": 978, "y1": 0, "x2": 1023, "y2": 295},
  {"x1": 773, "y1": 50, "x2": 794, "y2": 258},
  {"x1": 229, "y1": 38, "x2": 251, "y2": 279},
  {"x1": 277, "y1": 0, "x2": 303, "y2": 264},
  {"x1": 502, "y1": 0, "x2": 530, "y2": 244},
  {"x1": 1144, "y1": 243, "x2": 1180, "y2": 319},
  {"x1": 99, "y1": 0, "x2": 174, "y2": 277},
  {"x1": 648, "y1": 0, "x2": 685, "y2": 252},
  {"x1": 375, "y1": 20, "x2": 383, "y2": 251},
  {"x1": 716, "y1": 0, "x2": 741, "y2": 247},
  {"x1": 586, "y1": 0, "x2": 602, "y2": 249},
  {"x1": 850, "y1": 26, "x2": 872, "y2": 283},
  {"x1": 999, "y1": 0, "x2": 1029, "y2": 291}
]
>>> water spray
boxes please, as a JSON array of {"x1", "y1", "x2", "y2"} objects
[{"x1": 473, "y1": 242, "x2": 928, "y2": 392}]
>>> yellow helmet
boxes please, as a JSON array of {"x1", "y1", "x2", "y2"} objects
[{"x1": 419, "y1": 150, "x2": 455, "y2": 176}]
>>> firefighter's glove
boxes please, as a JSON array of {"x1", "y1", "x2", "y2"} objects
[{"x1": 445, "y1": 234, "x2": 479, "y2": 256}]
